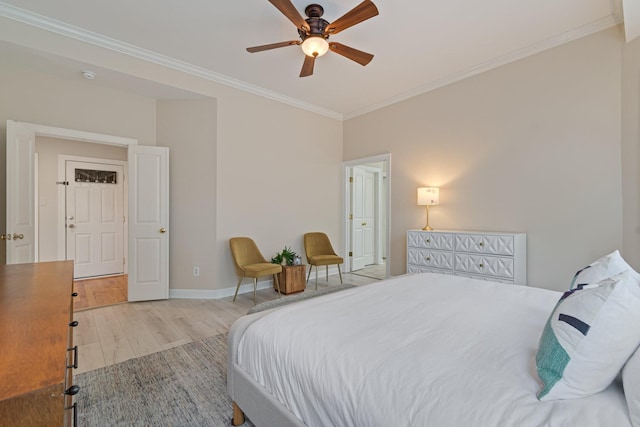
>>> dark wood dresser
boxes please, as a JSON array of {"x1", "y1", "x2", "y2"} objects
[{"x1": 0, "y1": 261, "x2": 78, "y2": 426}]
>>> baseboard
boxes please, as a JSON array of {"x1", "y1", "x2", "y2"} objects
[{"x1": 168, "y1": 266, "x2": 342, "y2": 300}]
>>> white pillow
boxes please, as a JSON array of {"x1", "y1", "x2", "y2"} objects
[
  {"x1": 536, "y1": 271, "x2": 640, "y2": 401},
  {"x1": 571, "y1": 250, "x2": 640, "y2": 289},
  {"x1": 623, "y1": 347, "x2": 640, "y2": 427}
]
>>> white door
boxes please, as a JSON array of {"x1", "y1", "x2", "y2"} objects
[
  {"x1": 128, "y1": 145, "x2": 169, "y2": 301},
  {"x1": 66, "y1": 161, "x2": 125, "y2": 279},
  {"x1": 362, "y1": 170, "x2": 376, "y2": 266},
  {"x1": 351, "y1": 167, "x2": 366, "y2": 271},
  {"x1": 351, "y1": 166, "x2": 377, "y2": 271},
  {"x1": 5, "y1": 120, "x2": 36, "y2": 264}
]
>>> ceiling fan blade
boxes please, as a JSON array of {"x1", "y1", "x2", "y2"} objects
[
  {"x1": 329, "y1": 42, "x2": 373, "y2": 66},
  {"x1": 246, "y1": 40, "x2": 301, "y2": 53},
  {"x1": 324, "y1": 0, "x2": 379, "y2": 35},
  {"x1": 300, "y1": 55, "x2": 316, "y2": 77},
  {"x1": 268, "y1": 0, "x2": 310, "y2": 32}
]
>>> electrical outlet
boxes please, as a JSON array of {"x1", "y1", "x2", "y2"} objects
[{"x1": 193, "y1": 266, "x2": 200, "y2": 277}]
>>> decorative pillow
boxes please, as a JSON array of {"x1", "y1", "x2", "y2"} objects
[
  {"x1": 623, "y1": 347, "x2": 640, "y2": 427},
  {"x1": 570, "y1": 250, "x2": 640, "y2": 289},
  {"x1": 536, "y1": 271, "x2": 640, "y2": 401}
]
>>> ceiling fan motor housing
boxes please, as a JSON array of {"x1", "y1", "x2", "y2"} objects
[{"x1": 299, "y1": 4, "x2": 329, "y2": 41}]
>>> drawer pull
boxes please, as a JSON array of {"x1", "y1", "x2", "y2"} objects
[
  {"x1": 65, "y1": 402, "x2": 78, "y2": 427},
  {"x1": 71, "y1": 292, "x2": 78, "y2": 297},
  {"x1": 479, "y1": 242, "x2": 484, "y2": 247},
  {"x1": 426, "y1": 257, "x2": 430, "y2": 262},
  {"x1": 479, "y1": 263, "x2": 484, "y2": 268},
  {"x1": 69, "y1": 320, "x2": 79, "y2": 327},
  {"x1": 65, "y1": 385, "x2": 80, "y2": 396},
  {"x1": 426, "y1": 239, "x2": 430, "y2": 243},
  {"x1": 67, "y1": 345, "x2": 79, "y2": 369}
]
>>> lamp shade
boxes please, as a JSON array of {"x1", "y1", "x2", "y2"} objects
[
  {"x1": 301, "y1": 36, "x2": 329, "y2": 57},
  {"x1": 417, "y1": 187, "x2": 439, "y2": 206}
]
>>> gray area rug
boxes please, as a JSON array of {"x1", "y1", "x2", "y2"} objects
[
  {"x1": 76, "y1": 333, "x2": 251, "y2": 426},
  {"x1": 247, "y1": 283, "x2": 356, "y2": 314}
]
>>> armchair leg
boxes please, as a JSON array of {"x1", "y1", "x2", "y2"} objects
[
  {"x1": 306, "y1": 266, "x2": 312, "y2": 283},
  {"x1": 232, "y1": 277, "x2": 243, "y2": 302},
  {"x1": 325, "y1": 265, "x2": 329, "y2": 281},
  {"x1": 253, "y1": 278, "x2": 258, "y2": 304},
  {"x1": 338, "y1": 264, "x2": 343, "y2": 284},
  {"x1": 274, "y1": 274, "x2": 282, "y2": 298},
  {"x1": 315, "y1": 266, "x2": 318, "y2": 290}
]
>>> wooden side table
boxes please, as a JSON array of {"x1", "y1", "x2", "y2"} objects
[{"x1": 274, "y1": 264, "x2": 306, "y2": 294}]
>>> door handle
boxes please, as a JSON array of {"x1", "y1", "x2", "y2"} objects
[
  {"x1": 0, "y1": 234, "x2": 9, "y2": 240},
  {"x1": 12, "y1": 233, "x2": 23, "y2": 240},
  {"x1": 362, "y1": 222, "x2": 366, "y2": 226},
  {"x1": 68, "y1": 224, "x2": 76, "y2": 229},
  {"x1": 160, "y1": 227, "x2": 167, "y2": 233}
]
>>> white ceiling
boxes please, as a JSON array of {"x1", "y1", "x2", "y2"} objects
[{"x1": 0, "y1": 0, "x2": 628, "y2": 119}]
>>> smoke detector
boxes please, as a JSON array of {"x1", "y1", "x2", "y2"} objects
[{"x1": 82, "y1": 70, "x2": 96, "y2": 80}]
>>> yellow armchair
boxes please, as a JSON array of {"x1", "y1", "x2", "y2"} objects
[
  {"x1": 303, "y1": 232, "x2": 343, "y2": 290},
  {"x1": 230, "y1": 237, "x2": 282, "y2": 304}
]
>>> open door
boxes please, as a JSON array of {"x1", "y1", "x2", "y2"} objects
[
  {"x1": 4, "y1": 120, "x2": 36, "y2": 264},
  {"x1": 127, "y1": 145, "x2": 169, "y2": 301}
]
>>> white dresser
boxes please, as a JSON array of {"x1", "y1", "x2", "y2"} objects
[{"x1": 406, "y1": 230, "x2": 527, "y2": 285}]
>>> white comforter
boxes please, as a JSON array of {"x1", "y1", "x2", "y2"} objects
[{"x1": 236, "y1": 273, "x2": 631, "y2": 427}]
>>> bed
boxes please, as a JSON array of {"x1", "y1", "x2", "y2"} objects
[{"x1": 227, "y1": 273, "x2": 633, "y2": 426}]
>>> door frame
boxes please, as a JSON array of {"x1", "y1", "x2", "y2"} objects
[
  {"x1": 343, "y1": 153, "x2": 391, "y2": 277},
  {"x1": 56, "y1": 155, "x2": 128, "y2": 275}
]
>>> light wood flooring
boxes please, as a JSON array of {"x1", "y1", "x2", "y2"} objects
[{"x1": 72, "y1": 272, "x2": 379, "y2": 374}]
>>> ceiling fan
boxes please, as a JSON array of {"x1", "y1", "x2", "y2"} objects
[{"x1": 246, "y1": 0, "x2": 379, "y2": 77}]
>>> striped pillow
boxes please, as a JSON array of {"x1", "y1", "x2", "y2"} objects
[
  {"x1": 536, "y1": 271, "x2": 640, "y2": 401},
  {"x1": 571, "y1": 250, "x2": 640, "y2": 289}
]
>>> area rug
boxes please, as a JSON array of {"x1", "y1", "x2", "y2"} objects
[
  {"x1": 247, "y1": 283, "x2": 356, "y2": 314},
  {"x1": 76, "y1": 333, "x2": 252, "y2": 426}
]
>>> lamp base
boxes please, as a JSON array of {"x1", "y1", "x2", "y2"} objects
[{"x1": 422, "y1": 225, "x2": 433, "y2": 231}]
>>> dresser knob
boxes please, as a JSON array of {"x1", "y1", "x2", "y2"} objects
[
  {"x1": 479, "y1": 263, "x2": 484, "y2": 268},
  {"x1": 65, "y1": 385, "x2": 80, "y2": 396},
  {"x1": 426, "y1": 257, "x2": 430, "y2": 262},
  {"x1": 479, "y1": 242, "x2": 484, "y2": 247},
  {"x1": 71, "y1": 292, "x2": 78, "y2": 297},
  {"x1": 426, "y1": 239, "x2": 430, "y2": 243},
  {"x1": 69, "y1": 320, "x2": 79, "y2": 327}
]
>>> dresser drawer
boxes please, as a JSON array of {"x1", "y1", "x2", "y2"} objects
[
  {"x1": 407, "y1": 248, "x2": 454, "y2": 270},
  {"x1": 407, "y1": 231, "x2": 453, "y2": 251},
  {"x1": 454, "y1": 254, "x2": 515, "y2": 280},
  {"x1": 407, "y1": 265, "x2": 454, "y2": 275},
  {"x1": 455, "y1": 234, "x2": 514, "y2": 256}
]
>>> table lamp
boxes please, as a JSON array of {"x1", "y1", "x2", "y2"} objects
[{"x1": 417, "y1": 187, "x2": 439, "y2": 231}]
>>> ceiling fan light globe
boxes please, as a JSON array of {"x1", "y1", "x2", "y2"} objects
[{"x1": 301, "y1": 36, "x2": 329, "y2": 57}]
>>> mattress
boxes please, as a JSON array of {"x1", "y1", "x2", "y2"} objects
[{"x1": 232, "y1": 273, "x2": 631, "y2": 426}]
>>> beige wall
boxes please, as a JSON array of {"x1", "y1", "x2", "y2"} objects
[
  {"x1": 216, "y1": 90, "x2": 343, "y2": 289},
  {"x1": 622, "y1": 34, "x2": 640, "y2": 274},
  {"x1": 345, "y1": 28, "x2": 624, "y2": 291},
  {"x1": 156, "y1": 99, "x2": 217, "y2": 291},
  {"x1": 35, "y1": 137, "x2": 127, "y2": 262}
]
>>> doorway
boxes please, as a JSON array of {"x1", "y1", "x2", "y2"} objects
[
  {"x1": 5, "y1": 121, "x2": 170, "y2": 303},
  {"x1": 343, "y1": 154, "x2": 391, "y2": 279},
  {"x1": 63, "y1": 158, "x2": 126, "y2": 279}
]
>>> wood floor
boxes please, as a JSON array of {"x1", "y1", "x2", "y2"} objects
[
  {"x1": 72, "y1": 272, "x2": 379, "y2": 374},
  {"x1": 73, "y1": 275, "x2": 128, "y2": 311}
]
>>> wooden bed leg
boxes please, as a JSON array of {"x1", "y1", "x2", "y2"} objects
[{"x1": 232, "y1": 401, "x2": 245, "y2": 426}]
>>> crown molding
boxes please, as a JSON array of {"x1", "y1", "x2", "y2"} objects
[
  {"x1": 344, "y1": 14, "x2": 622, "y2": 120},
  {"x1": 0, "y1": 3, "x2": 622, "y2": 122},
  {"x1": 0, "y1": 2, "x2": 343, "y2": 120}
]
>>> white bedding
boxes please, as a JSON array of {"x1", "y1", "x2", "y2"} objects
[{"x1": 235, "y1": 273, "x2": 631, "y2": 427}]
